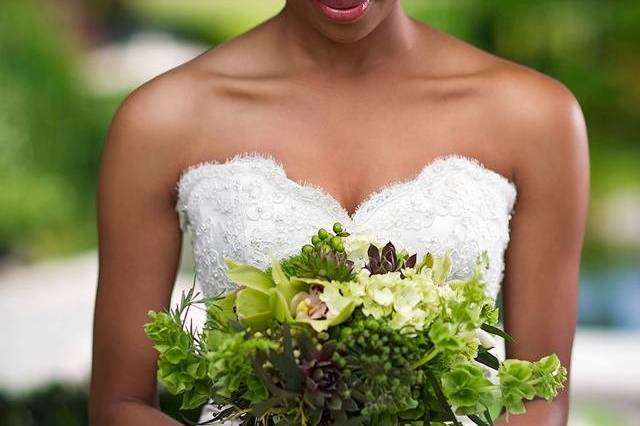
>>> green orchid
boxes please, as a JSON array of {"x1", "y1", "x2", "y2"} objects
[
  {"x1": 224, "y1": 257, "x2": 296, "y2": 329},
  {"x1": 225, "y1": 257, "x2": 355, "y2": 332},
  {"x1": 206, "y1": 291, "x2": 237, "y2": 326},
  {"x1": 288, "y1": 276, "x2": 357, "y2": 332}
]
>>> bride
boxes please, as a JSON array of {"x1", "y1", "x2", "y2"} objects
[{"x1": 88, "y1": 1, "x2": 588, "y2": 425}]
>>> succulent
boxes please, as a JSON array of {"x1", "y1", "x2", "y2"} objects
[
  {"x1": 284, "y1": 249, "x2": 356, "y2": 282},
  {"x1": 280, "y1": 223, "x2": 356, "y2": 282},
  {"x1": 365, "y1": 241, "x2": 417, "y2": 276},
  {"x1": 297, "y1": 332, "x2": 358, "y2": 425}
]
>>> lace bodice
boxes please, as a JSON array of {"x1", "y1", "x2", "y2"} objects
[{"x1": 175, "y1": 152, "x2": 517, "y2": 300}]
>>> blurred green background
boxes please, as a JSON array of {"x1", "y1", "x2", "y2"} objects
[{"x1": 0, "y1": 0, "x2": 638, "y2": 425}]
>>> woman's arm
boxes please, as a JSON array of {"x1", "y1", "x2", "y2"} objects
[
  {"x1": 89, "y1": 76, "x2": 194, "y2": 425},
  {"x1": 496, "y1": 73, "x2": 589, "y2": 425}
]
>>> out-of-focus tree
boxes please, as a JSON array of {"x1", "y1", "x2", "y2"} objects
[{"x1": 0, "y1": 0, "x2": 116, "y2": 258}]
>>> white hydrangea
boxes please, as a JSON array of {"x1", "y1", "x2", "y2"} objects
[{"x1": 347, "y1": 267, "x2": 443, "y2": 332}]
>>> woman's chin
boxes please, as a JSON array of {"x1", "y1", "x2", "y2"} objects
[
  {"x1": 313, "y1": 0, "x2": 372, "y2": 24},
  {"x1": 283, "y1": 0, "x2": 398, "y2": 44}
]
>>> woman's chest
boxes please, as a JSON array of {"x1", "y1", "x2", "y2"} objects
[{"x1": 186, "y1": 79, "x2": 512, "y2": 213}]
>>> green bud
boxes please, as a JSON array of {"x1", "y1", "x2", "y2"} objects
[
  {"x1": 333, "y1": 222, "x2": 343, "y2": 233},
  {"x1": 329, "y1": 236, "x2": 343, "y2": 250},
  {"x1": 311, "y1": 235, "x2": 321, "y2": 245},
  {"x1": 318, "y1": 228, "x2": 330, "y2": 239},
  {"x1": 302, "y1": 244, "x2": 314, "y2": 254}
]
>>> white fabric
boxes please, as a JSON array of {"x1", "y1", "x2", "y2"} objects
[{"x1": 175, "y1": 151, "x2": 518, "y2": 424}]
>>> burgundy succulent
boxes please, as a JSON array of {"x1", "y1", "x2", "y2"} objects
[
  {"x1": 365, "y1": 241, "x2": 417, "y2": 276},
  {"x1": 298, "y1": 335, "x2": 341, "y2": 408},
  {"x1": 296, "y1": 333, "x2": 358, "y2": 423}
]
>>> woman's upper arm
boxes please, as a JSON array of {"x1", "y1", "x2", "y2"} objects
[
  {"x1": 500, "y1": 75, "x2": 589, "y2": 420},
  {"x1": 89, "y1": 81, "x2": 189, "y2": 424}
]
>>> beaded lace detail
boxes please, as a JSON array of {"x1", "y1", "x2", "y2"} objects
[{"x1": 175, "y1": 152, "x2": 517, "y2": 300}]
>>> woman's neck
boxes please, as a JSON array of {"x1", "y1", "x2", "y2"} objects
[{"x1": 274, "y1": 2, "x2": 420, "y2": 75}]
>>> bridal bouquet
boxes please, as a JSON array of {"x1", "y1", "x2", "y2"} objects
[{"x1": 145, "y1": 223, "x2": 566, "y2": 426}]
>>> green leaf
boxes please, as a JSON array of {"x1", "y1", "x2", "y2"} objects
[
  {"x1": 467, "y1": 414, "x2": 490, "y2": 426},
  {"x1": 164, "y1": 347, "x2": 188, "y2": 364},
  {"x1": 481, "y1": 323, "x2": 513, "y2": 343},
  {"x1": 289, "y1": 275, "x2": 331, "y2": 287},
  {"x1": 416, "y1": 252, "x2": 434, "y2": 272},
  {"x1": 475, "y1": 348, "x2": 500, "y2": 370},
  {"x1": 224, "y1": 257, "x2": 274, "y2": 293},
  {"x1": 252, "y1": 351, "x2": 299, "y2": 399},
  {"x1": 484, "y1": 408, "x2": 495, "y2": 425},
  {"x1": 426, "y1": 370, "x2": 462, "y2": 425},
  {"x1": 180, "y1": 387, "x2": 210, "y2": 410},
  {"x1": 271, "y1": 325, "x2": 303, "y2": 392}
]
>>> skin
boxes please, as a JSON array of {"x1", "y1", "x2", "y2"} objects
[{"x1": 89, "y1": 0, "x2": 589, "y2": 425}]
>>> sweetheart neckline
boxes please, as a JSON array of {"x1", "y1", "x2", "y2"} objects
[{"x1": 176, "y1": 151, "x2": 518, "y2": 221}]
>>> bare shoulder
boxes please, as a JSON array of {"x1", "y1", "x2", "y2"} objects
[
  {"x1": 420, "y1": 24, "x2": 588, "y2": 182},
  {"x1": 472, "y1": 54, "x2": 590, "y2": 226},
  {"x1": 482, "y1": 58, "x2": 589, "y2": 182},
  {"x1": 443, "y1": 32, "x2": 590, "y2": 185},
  {"x1": 99, "y1": 25, "x2": 275, "y2": 199},
  {"x1": 99, "y1": 66, "x2": 202, "y2": 207}
]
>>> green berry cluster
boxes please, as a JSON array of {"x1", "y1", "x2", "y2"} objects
[
  {"x1": 279, "y1": 222, "x2": 355, "y2": 282},
  {"x1": 332, "y1": 315, "x2": 431, "y2": 418},
  {"x1": 303, "y1": 222, "x2": 350, "y2": 255}
]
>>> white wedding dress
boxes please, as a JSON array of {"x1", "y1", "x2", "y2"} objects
[{"x1": 175, "y1": 152, "x2": 517, "y2": 425}]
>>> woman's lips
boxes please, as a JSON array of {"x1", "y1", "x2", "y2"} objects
[{"x1": 314, "y1": 0, "x2": 371, "y2": 23}]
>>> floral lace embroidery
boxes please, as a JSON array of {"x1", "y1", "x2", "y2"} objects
[{"x1": 175, "y1": 152, "x2": 517, "y2": 300}]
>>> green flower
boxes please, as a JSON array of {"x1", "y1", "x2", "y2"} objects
[
  {"x1": 204, "y1": 329, "x2": 274, "y2": 403},
  {"x1": 290, "y1": 278, "x2": 358, "y2": 331},
  {"x1": 349, "y1": 267, "x2": 441, "y2": 331},
  {"x1": 144, "y1": 311, "x2": 210, "y2": 409},
  {"x1": 498, "y1": 360, "x2": 537, "y2": 414},
  {"x1": 428, "y1": 320, "x2": 466, "y2": 354},
  {"x1": 225, "y1": 256, "x2": 296, "y2": 329},
  {"x1": 532, "y1": 354, "x2": 567, "y2": 400},
  {"x1": 442, "y1": 364, "x2": 494, "y2": 415},
  {"x1": 227, "y1": 255, "x2": 357, "y2": 332}
]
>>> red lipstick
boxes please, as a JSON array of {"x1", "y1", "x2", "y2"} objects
[{"x1": 314, "y1": 0, "x2": 371, "y2": 23}]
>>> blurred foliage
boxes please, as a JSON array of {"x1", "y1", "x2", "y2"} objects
[
  {"x1": 1, "y1": 0, "x2": 639, "y2": 263},
  {"x1": 0, "y1": 384, "x2": 87, "y2": 426},
  {"x1": 0, "y1": 383, "x2": 199, "y2": 426},
  {"x1": 0, "y1": 0, "x2": 120, "y2": 258}
]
